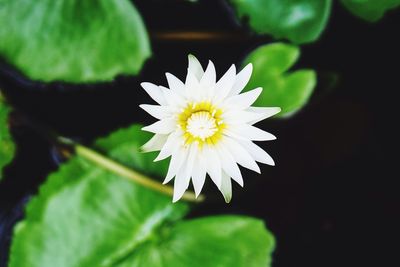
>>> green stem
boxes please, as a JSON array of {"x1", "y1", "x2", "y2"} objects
[{"x1": 59, "y1": 137, "x2": 204, "y2": 203}]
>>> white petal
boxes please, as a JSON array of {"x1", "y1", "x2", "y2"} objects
[
  {"x1": 159, "y1": 86, "x2": 185, "y2": 108},
  {"x1": 247, "y1": 107, "x2": 281, "y2": 124},
  {"x1": 166, "y1": 72, "x2": 185, "y2": 96},
  {"x1": 200, "y1": 60, "x2": 216, "y2": 87},
  {"x1": 160, "y1": 86, "x2": 187, "y2": 110},
  {"x1": 185, "y1": 71, "x2": 202, "y2": 100},
  {"x1": 203, "y1": 146, "x2": 222, "y2": 188},
  {"x1": 183, "y1": 144, "x2": 198, "y2": 177},
  {"x1": 173, "y1": 168, "x2": 189, "y2": 202},
  {"x1": 226, "y1": 124, "x2": 276, "y2": 141},
  {"x1": 216, "y1": 145, "x2": 243, "y2": 186},
  {"x1": 154, "y1": 132, "x2": 181, "y2": 161},
  {"x1": 186, "y1": 54, "x2": 204, "y2": 82},
  {"x1": 223, "y1": 110, "x2": 269, "y2": 125},
  {"x1": 139, "y1": 104, "x2": 171, "y2": 120},
  {"x1": 172, "y1": 144, "x2": 197, "y2": 202},
  {"x1": 142, "y1": 119, "x2": 176, "y2": 134},
  {"x1": 223, "y1": 137, "x2": 260, "y2": 173},
  {"x1": 223, "y1": 87, "x2": 262, "y2": 110},
  {"x1": 215, "y1": 64, "x2": 236, "y2": 102},
  {"x1": 238, "y1": 140, "x2": 275, "y2": 166},
  {"x1": 141, "y1": 82, "x2": 166, "y2": 105},
  {"x1": 229, "y1": 63, "x2": 252, "y2": 96},
  {"x1": 191, "y1": 153, "x2": 207, "y2": 197},
  {"x1": 164, "y1": 146, "x2": 188, "y2": 184},
  {"x1": 219, "y1": 172, "x2": 232, "y2": 203},
  {"x1": 141, "y1": 134, "x2": 168, "y2": 153}
]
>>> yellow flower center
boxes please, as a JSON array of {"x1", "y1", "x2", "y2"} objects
[{"x1": 178, "y1": 101, "x2": 225, "y2": 146}]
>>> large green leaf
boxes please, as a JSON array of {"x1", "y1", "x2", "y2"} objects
[
  {"x1": 0, "y1": 0, "x2": 151, "y2": 83},
  {"x1": 243, "y1": 43, "x2": 316, "y2": 117},
  {"x1": 341, "y1": 0, "x2": 400, "y2": 22},
  {"x1": 229, "y1": 0, "x2": 332, "y2": 44},
  {"x1": 9, "y1": 125, "x2": 275, "y2": 267},
  {"x1": 115, "y1": 216, "x2": 274, "y2": 267},
  {"x1": 0, "y1": 95, "x2": 15, "y2": 181}
]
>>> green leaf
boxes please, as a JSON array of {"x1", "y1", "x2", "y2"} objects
[
  {"x1": 9, "y1": 124, "x2": 275, "y2": 267},
  {"x1": 0, "y1": 0, "x2": 151, "y2": 83},
  {"x1": 95, "y1": 125, "x2": 169, "y2": 181},
  {"x1": 243, "y1": 43, "x2": 317, "y2": 117},
  {"x1": 115, "y1": 216, "x2": 275, "y2": 267},
  {"x1": 229, "y1": 0, "x2": 332, "y2": 44},
  {"x1": 341, "y1": 0, "x2": 400, "y2": 22},
  {"x1": 0, "y1": 96, "x2": 15, "y2": 181}
]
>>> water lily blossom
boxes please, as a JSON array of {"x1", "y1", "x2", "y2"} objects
[{"x1": 140, "y1": 55, "x2": 280, "y2": 203}]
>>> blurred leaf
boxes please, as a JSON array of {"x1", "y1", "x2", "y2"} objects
[
  {"x1": 9, "y1": 124, "x2": 275, "y2": 267},
  {"x1": 341, "y1": 0, "x2": 400, "y2": 22},
  {"x1": 243, "y1": 43, "x2": 316, "y2": 117},
  {"x1": 0, "y1": 0, "x2": 151, "y2": 83},
  {"x1": 0, "y1": 96, "x2": 15, "y2": 181},
  {"x1": 229, "y1": 0, "x2": 332, "y2": 44},
  {"x1": 95, "y1": 125, "x2": 169, "y2": 180},
  {"x1": 115, "y1": 216, "x2": 275, "y2": 267}
]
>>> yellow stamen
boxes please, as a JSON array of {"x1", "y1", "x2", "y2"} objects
[{"x1": 178, "y1": 101, "x2": 225, "y2": 147}]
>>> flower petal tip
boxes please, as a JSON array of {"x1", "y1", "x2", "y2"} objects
[
  {"x1": 140, "y1": 82, "x2": 149, "y2": 88},
  {"x1": 187, "y1": 54, "x2": 199, "y2": 65},
  {"x1": 268, "y1": 158, "x2": 276, "y2": 166},
  {"x1": 172, "y1": 195, "x2": 181, "y2": 203},
  {"x1": 153, "y1": 156, "x2": 166, "y2": 162},
  {"x1": 165, "y1": 72, "x2": 174, "y2": 80},
  {"x1": 273, "y1": 107, "x2": 282, "y2": 116},
  {"x1": 223, "y1": 196, "x2": 232, "y2": 203},
  {"x1": 246, "y1": 62, "x2": 253, "y2": 69},
  {"x1": 255, "y1": 87, "x2": 263, "y2": 94}
]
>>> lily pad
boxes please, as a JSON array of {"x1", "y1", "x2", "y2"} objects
[
  {"x1": 243, "y1": 43, "x2": 316, "y2": 117},
  {"x1": 0, "y1": 0, "x2": 151, "y2": 83},
  {"x1": 0, "y1": 96, "x2": 15, "y2": 181},
  {"x1": 9, "y1": 125, "x2": 275, "y2": 267},
  {"x1": 341, "y1": 0, "x2": 400, "y2": 22},
  {"x1": 229, "y1": 0, "x2": 332, "y2": 44}
]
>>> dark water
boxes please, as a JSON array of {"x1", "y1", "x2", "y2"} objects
[{"x1": 1, "y1": 0, "x2": 399, "y2": 266}]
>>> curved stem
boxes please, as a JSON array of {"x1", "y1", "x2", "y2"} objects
[{"x1": 59, "y1": 137, "x2": 204, "y2": 203}]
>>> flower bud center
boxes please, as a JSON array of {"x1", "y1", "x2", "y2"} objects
[
  {"x1": 178, "y1": 101, "x2": 225, "y2": 146},
  {"x1": 186, "y1": 111, "x2": 218, "y2": 140}
]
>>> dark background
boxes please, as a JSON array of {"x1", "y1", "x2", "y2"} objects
[{"x1": 1, "y1": 0, "x2": 399, "y2": 266}]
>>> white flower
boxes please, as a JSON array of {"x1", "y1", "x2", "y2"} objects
[{"x1": 140, "y1": 55, "x2": 280, "y2": 203}]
